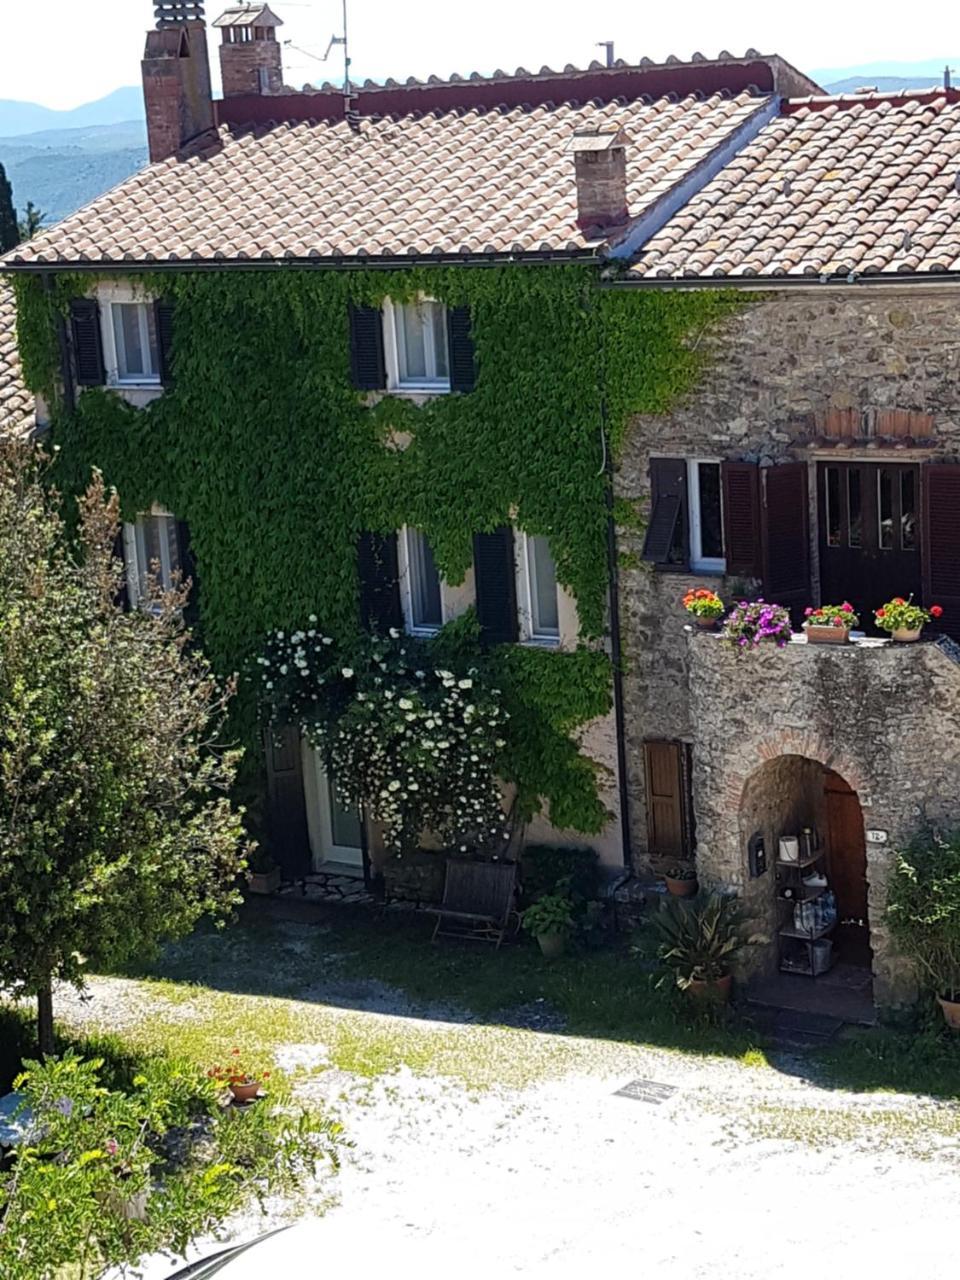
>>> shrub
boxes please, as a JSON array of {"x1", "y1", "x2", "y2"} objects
[
  {"x1": 520, "y1": 844, "x2": 599, "y2": 906},
  {"x1": 721, "y1": 599, "x2": 792, "y2": 651},
  {"x1": 886, "y1": 834, "x2": 960, "y2": 1000}
]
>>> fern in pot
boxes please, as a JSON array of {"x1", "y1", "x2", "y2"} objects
[
  {"x1": 522, "y1": 889, "x2": 576, "y2": 960},
  {"x1": 654, "y1": 892, "x2": 763, "y2": 1002}
]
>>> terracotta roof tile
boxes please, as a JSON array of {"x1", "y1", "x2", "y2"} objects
[
  {"x1": 634, "y1": 89, "x2": 960, "y2": 279},
  {"x1": 0, "y1": 281, "x2": 33, "y2": 438},
  {"x1": 1, "y1": 91, "x2": 768, "y2": 267}
]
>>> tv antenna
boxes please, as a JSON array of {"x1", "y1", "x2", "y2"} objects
[{"x1": 321, "y1": 0, "x2": 351, "y2": 94}]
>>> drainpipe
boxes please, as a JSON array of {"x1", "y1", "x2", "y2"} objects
[{"x1": 43, "y1": 272, "x2": 75, "y2": 420}]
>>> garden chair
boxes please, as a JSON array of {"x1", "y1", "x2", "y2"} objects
[{"x1": 427, "y1": 859, "x2": 520, "y2": 948}]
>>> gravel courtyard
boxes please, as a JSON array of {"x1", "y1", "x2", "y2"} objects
[{"x1": 46, "y1": 911, "x2": 960, "y2": 1278}]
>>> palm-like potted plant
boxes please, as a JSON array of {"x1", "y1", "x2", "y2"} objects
[
  {"x1": 663, "y1": 864, "x2": 698, "y2": 898},
  {"x1": 874, "y1": 595, "x2": 943, "y2": 643},
  {"x1": 522, "y1": 889, "x2": 576, "y2": 959},
  {"x1": 653, "y1": 892, "x2": 763, "y2": 1002},
  {"x1": 886, "y1": 835, "x2": 960, "y2": 1028}
]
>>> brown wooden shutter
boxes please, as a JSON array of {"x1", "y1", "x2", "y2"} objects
[
  {"x1": 69, "y1": 298, "x2": 105, "y2": 387},
  {"x1": 357, "y1": 531, "x2": 402, "y2": 633},
  {"x1": 722, "y1": 460, "x2": 761, "y2": 577},
  {"x1": 643, "y1": 740, "x2": 693, "y2": 860},
  {"x1": 473, "y1": 526, "x2": 519, "y2": 645},
  {"x1": 446, "y1": 306, "x2": 477, "y2": 392},
  {"x1": 155, "y1": 299, "x2": 175, "y2": 386},
  {"x1": 761, "y1": 462, "x2": 810, "y2": 624},
  {"x1": 264, "y1": 724, "x2": 311, "y2": 879},
  {"x1": 641, "y1": 457, "x2": 688, "y2": 567},
  {"x1": 922, "y1": 463, "x2": 960, "y2": 639},
  {"x1": 349, "y1": 303, "x2": 386, "y2": 390}
]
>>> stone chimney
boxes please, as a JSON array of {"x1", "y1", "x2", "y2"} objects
[
  {"x1": 569, "y1": 128, "x2": 629, "y2": 233},
  {"x1": 213, "y1": 5, "x2": 285, "y2": 98},
  {"x1": 142, "y1": 1, "x2": 215, "y2": 163}
]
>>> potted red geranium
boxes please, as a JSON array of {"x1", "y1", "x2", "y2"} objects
[
  {"x1": 803, "y1": 601, "x2": 858, "y2": 644},
  {"x1": 874, "y1": 596, "x2": 943, "y2": 643},
  {"x1": 209, "y1": 1049, "x2": 271, "y2": 1103}
]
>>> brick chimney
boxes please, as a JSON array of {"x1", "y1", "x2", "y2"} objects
[
  {"x1": 213, "y1": 5, "x2": 285, "y2": 98},
  {"x1": 569, "y1": 128, "x2": 629, "y2": 233},
  {"x1": 142, "y1": 1, "x2": 215, "y2": 163}
]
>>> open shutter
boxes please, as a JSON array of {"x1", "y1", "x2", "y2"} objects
[
  {"x1": 643, "y1": 740, "x2": 693, "y2": 860},
  {"x1": 641, "y1": 457, "x2": 688, "y2": 567},
  {"x1": 113, "y1": 530, "x2": 130, "y2": 612},
  {"x1": 349, "y1": 303, "x2": 386, "y2": 390},
  {"x1": 176, "y1": 519, "x2": 200, "y2": 629},
  {"x1": 446, "y1": 306, "x2": 476, "y2": 393},
  {"x1": 722, "y1": 460, "x2": 761, "y2": 577},
  {"x1": 761, "y1": 462, "x2": 810, "y2": 624},
  {"x1": 357, "y1": 531, "x2": 402, "y2": 632},
  {"x1": 69, "y1": 298, "x2": 105, "y2": 387},
  {"x1": 922, "y1": 463, "x2": 960, "y2": 639},
  {"x1": 473, "y1": 526, "x2": 519, "y2": 645},
  {"x1": 155, "y1": 299, "x2": 175, "y2": 386},
  {"x1": 264, "y1": 725, "x2": 311, "y2": 880}
]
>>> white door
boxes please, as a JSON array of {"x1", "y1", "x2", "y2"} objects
[{"x1": 302, "y1": 743, "x2": 365, "y2": 874}]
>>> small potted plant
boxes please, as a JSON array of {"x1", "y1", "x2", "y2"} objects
[
  {"x1": 653, "y1": 892, "x2": 763, "y2": 1003},
  {"x1": 247, "y1": 847, "x2": 282, "y2": 896},
  {"x1": 802, "y1": 602, "x2": 858, "y2": 644},
  {"x1": 522, "y1": 890, "x2": 576, "y2": 959},
  {"x1": 663, "y1": 864, "x2": 698, "y2": 898},
  {"x1": 874, "y1": 596, "x2": 943, "y2": 643},
  {"x1": 721, "y1": 599, "x2": 792, "y2": 651},
  {"x1": 682, "y1": 588, "x2": 725, "y2": 630},
  {"x1": 208, "y1": 1049, "x2": 271, "y2": 1103}
]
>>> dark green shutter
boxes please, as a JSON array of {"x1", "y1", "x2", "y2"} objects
[
  {"x1": 357, "y1": 531, "x2": 402, "y2": 632},
  {"x1": 155, "y1": 299, "x2": 175, "y2": 386},
  {"x1": 113, "y1": 530, "x2": 130, "y2": 612},
  {"x1": 349, "y1": 303, "x2": 386, "y2": 390},
  {"x1": 176, "y1": 519, "x2": 199, "y2": 630},
  {"x1": 446, "y1": 306, "x2": 476, "y2": 393},
  {"x1": 642, "y1": 457, "x2": 688, "y2": 566},
  {"x1": 264, "y1": 725, "x2": 311, "y2": 879},
  {"x1": 69, "y1": 298, "x2": 105, "y2": 387},
  {"x1": 473, "y1": 526, "x2": 519, "y2": 645}
]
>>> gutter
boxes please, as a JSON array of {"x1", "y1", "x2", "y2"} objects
[{"x1": 601, "y1": 270, "x2": 960, "y2": 293}]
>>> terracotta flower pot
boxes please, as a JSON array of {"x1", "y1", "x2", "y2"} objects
[
  {"x1": 665, "y1": 875, "x2": 698, "y2": 898},
  {"x1": 804, "y1": 624, "x2": 850, "y2": 645},
  {"x1": 248, "y1": 866, "x2": 281, "y2": 895},
  {"x1": 892, "y1": 627, "x2": 922, "y2": 643},
  {"x1": 537, "y1": 931, "x2": 567, "y2": 960},
  {"x1": 937, "y1": 994, "x2": 960, "y2": 1030},
  {"x1": 229, "y1": 1079, "x2": 262, "y2": 1103},
  {"x1": 688, "y1": 973, "x2": 733, "y2": 1003},
  {"x1": 693, "y1": 615, "x2": 720, "y2": 630}
]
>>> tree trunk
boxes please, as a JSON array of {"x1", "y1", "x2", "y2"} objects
[{"x1": 37, "y1": 976, "x2": 55, "y2": 1058}]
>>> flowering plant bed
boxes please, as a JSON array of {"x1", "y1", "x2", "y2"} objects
[
  {"x1": 682, "y1": 588, "x2": 724, "y2": 624},
  {"x1": 721, "y1": 599, "x2": 792, "y2": 651},
  {"x1": 874, "y1": 595, "x2": 942, "y2": 641},
  {"x1": 803, "y1": 602, "x2": 858, "y2": 643}
]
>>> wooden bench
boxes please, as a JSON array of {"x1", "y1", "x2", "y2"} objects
[{"x1": 427, "y1": 859, "x2": 519, "y2": 948}]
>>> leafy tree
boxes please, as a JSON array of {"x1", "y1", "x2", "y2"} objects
[
  {"x1": 0, "y1": 443, "x2": 249, "y2": 1054},
  {"x1": 0, "y1": 163, "x2": 17, "y2": 251},
  {"x1": 16, "y1": 200, "x2": 45, "y2": 242}
]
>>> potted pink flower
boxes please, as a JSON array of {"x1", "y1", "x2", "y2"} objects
[
  {"x1": 802, "y1": 602, "x2": 858, "y2": 645},
  {"x1": 874, "y1": 596, "x2": 943, "y2": 643}
]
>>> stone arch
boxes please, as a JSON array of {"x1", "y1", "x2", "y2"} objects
[{"x1": 720, "y1": 729, "x2": 871, "y2": 817}]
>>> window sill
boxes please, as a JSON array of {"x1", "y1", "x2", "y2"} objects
[
  {"x1": 112, "y1": 379, "x2": 163, "y2": 391},
  {"x1": 388, "y1": 383, "x2": 451, "y2": 397},
  {"x1": 407, "y1": 625, "x2": 442, "y2": 638},
  {"x1": 521, "y1": 635, "x2": 561, "y2": 649}
]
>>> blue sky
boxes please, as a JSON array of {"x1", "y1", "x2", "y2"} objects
[{"x1": 8, "y1": 0, "x2": 959, "y2": 109}]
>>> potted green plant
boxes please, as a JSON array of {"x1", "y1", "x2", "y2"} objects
[
  {"x1": 682, "y1": 588, "x2": 725, "y2": 630},
  {"x1": 663, "y1": 864, "x2": 698, "y2": 898},
  {"x1": 522, "y1": 891, "x2": 576, "y2": 959},
  {"x1": 653, "y1": 892, "x2": 762, "y2": 1002},
  {"x1": 247, "y1": 847, "x2": 282, "y2": 896},
  {"x1": 886, "y1": 835, "x2": 960, "y2": 1028},
  {"x1": 874, "y1": 596, "x2": 943, "y2": 643},
  {"x1": 802, "y1": 601, "x2": 858, "y2": 644},
  {"x1": 208, "y1": 1049, "x2": 272, "y2": 1103}
]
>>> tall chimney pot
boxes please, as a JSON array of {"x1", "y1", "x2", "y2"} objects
[
  {"x1": 213, "y1": 5, "x2": 285, "y2": 98},
  {"x1": 142, "y1": 2, "x2": 214, "y2": 162},
  {"x1": 570, "y1": 128, "x2": 629, "y2": 233}
]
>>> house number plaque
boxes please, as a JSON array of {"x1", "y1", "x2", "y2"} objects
[{"x1": 866, "y1": 830, "x2": 888, "y2": 845}]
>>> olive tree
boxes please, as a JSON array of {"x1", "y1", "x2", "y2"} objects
[{"x1": 0, "y1": 443, "x2": 248, "y2": 1053}]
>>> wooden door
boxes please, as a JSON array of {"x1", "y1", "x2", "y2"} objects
[
  {"x1": 818, "y1": 462, "x2": 921, "y2": 629},
  {"x1": 824, "y1": 770, "x2": 871, "y2": 968}
]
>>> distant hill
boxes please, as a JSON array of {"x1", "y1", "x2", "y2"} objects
[
  {"x1": 0, "y1": 88, "x2": 143, "y2": 138},
  {"x1": 823, "y1": 75, "x2": 945, "y2": 94},
  {"x1": 812, "y1": 57, "x2": 960, "y2": 95}
]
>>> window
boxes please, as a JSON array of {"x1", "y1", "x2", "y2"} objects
[
  {"x1": 123, "y1": 512, "x2": 181, "y2": 607},
  {"x1": 522, "y1": 533, "x2": 560, "y2": 643},
  {"x1": 386, "y1": 299, "x2": 450, "y2": 391},
  {"x1": 401, "y1": 527, "x2": 443, "y2": 634},
  {"x1": 687, "y1": 460, "x2": 725, "y2": 573},
  {"x1": 111, "y1": 302, "x2": 160, "y2": 384}
]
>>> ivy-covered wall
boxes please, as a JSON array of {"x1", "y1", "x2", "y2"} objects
[{"x1": 11, "y1": 265, "x2": 738, "y2": 842}]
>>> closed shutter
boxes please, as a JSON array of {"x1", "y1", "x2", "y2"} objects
[
  {"x1": 761, "y1": 462, "x2": 810, "y2": 624},
  {"x1": 176, "y1": 519, "x2": 200, "y2": 630},
  {"x1": 113, "y1": 530, "x2": 130, "y2": 611},
  {"x1": 357, "y1": 531, "x2": 402, "y2": 633},
  {"x1": 446, "y1": 306, "x2": 477, "y2": 393},
  {"x1": 641, "y1": 457, "x2": 688, "y2": 567},
  {"x1": 922, "y1": 463, "x2": 960, "y2": 639},
  {"x1": 349, "y1": 303, "x2": 386, "y2": 390},
  {"x1": 722, "y1": 460, "x2": 761, "y2": 577},
  {"x1": 643, "y1": 740, "x2": 693, "y2": 860},
  {"x1": 264, "y1": 725, "x2": 311, "y2": 879},
  {"x1": 473, "y1": 527, "x2": 519, "y2": 645},
  {"x1": 155, "y1": 299, "x2": 175, "y2": 386},
  {"x1": 69, "y1": 298, "x2": 105, "y2": 387}
]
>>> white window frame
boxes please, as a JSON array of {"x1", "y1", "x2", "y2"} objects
[
  {"x1": 687, "y1": 458, "x2": 726, "y2": 574},
  {"x1": 383, "y1": 297, "x2": 451, "y2": 394},
  {"x1": 98, "y1": 285, "x2": 161, "y2": 390},
  {"x1": 398, "y1": 526, "x2": 445, "y2": 636},
  {"x1": 519, "y1": 531, "x2": 560, "y2": 646},
  {"x1": 122, "y1": 508, "x2": 180, "y2": 609}
]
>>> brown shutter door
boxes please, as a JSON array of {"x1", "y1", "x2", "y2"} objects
[
  {"x1": 922, "y1": 463, "x2": 960, "y2": 639},
  {"x1": 643, "y1": 740, "x2": 692, "y2": 861},
  {"x1": 264, "y1": 725, "x2": 311, "y2": 879},
  {"x1": 761, "y1": 462, "x2": 810, "y2": 625},
  {"x1": 641, "y1": 457, "x2": 688, "y2": 566},
  {"x1": 722, "y1": 460, "x2": 761, "y2": 577}
]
